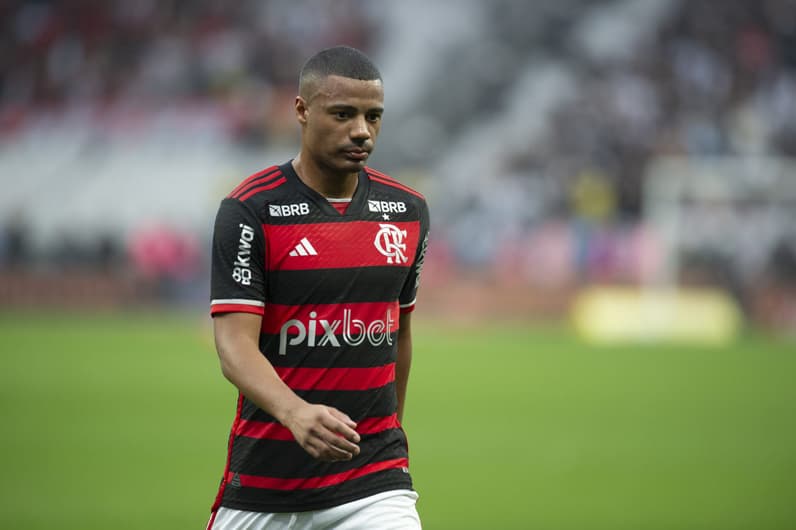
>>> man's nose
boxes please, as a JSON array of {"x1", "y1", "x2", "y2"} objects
[{"x1": 350, "y1": 116, "x2": 371, "y2": 140}]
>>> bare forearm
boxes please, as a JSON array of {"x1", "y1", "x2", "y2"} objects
[
  {"x1": 213, "y1": 312, "x2": 361, "y2": 461},
  {"x1": 216, "y1": 335, "x2": 304, "y2": 424},
  {"x1": 395, "y1": 313, "x2": 413, "y2": 423}
]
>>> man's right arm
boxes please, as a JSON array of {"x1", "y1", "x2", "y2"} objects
[
  {"x1": 213, "y1": 311, "x2": 361, "y2": 462},
  {"x1": 210, "y1": 197, "x2": 359, "y2": 462}
]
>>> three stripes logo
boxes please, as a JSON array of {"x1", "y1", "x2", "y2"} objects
[{"x1": 289, "y1": 237, "x2": 318, "y2": 257}]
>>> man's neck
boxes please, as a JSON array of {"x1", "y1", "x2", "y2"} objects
[{"x1": 292, "y1": 155, "x2": 359, "y2": 199}]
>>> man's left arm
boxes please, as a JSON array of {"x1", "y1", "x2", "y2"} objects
[
  {"x1": 395, "y1": 312, "x2": 413, "y2": 424},
  {"x1": 396, "y1": 197, "x2": 428, "y2": 425}
]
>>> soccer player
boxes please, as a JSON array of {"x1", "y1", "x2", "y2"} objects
[{"x1": 207, "y1": 46, "x2": 429, "y2": 529}]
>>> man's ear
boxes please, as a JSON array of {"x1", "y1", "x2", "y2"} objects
[{"x1": 295, "y1": 96, "x2": 308, "y2": 125}]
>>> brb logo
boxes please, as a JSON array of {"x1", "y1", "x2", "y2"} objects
[
  {"x1": 368, "y1": 200, "x2": 406, "y2": 214},
  {"x1": 374, "y1": 224, "x2": 408, "y2": 264},
  {"x1": 278, "y1": 309, "x2": 395, "y2": 355},
  {"x1": 269, "y1": 203, "x2": 310, "y2": 217}
]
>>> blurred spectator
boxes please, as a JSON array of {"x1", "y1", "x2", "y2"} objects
[
  {"x1": 1, "y1": 0, "x2": 379, "y2": 142},
  {"x1": 128, "y1": 223, "x2": 202, "y2": 301},
  {"x1": 0, "y1": 211, "x2": 31, "y2": 269}
]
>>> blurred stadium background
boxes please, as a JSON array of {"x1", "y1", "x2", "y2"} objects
[{"x1": 1, "y1": 0, "x2": 795, "y2": 528}]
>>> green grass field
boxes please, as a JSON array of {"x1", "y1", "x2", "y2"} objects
[{"x1": 1, "y1": 310, "x2": 794, "y2": 529}]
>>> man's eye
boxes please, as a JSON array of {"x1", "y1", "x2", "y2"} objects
[
  {"x1": 367, "y1": 114, "x2": 382, "y2": 122},
  {"x1": 335, "y1": 111, "x2": 349, "y2": 119}
]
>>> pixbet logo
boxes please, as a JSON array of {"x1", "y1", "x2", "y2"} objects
[
  {"x1": 278, "y1": 309, "x2": 395, "y2": 356},
  {"x1": 232, "y1": 223, "x2": 254, "y2": 285}
]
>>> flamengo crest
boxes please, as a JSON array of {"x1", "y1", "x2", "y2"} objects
[{"x1": 374, "y1": 224, "x2": 408, "y2": 264}]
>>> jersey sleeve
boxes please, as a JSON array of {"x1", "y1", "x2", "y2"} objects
[
  {"x1": 210, "y1": 198, "x2": 266, "y2": 316},
  {"x1": 398, "y1": 199, "x2": 430, "y2": 314}
]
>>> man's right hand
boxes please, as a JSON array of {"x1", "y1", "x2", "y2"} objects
[
  {"x1": 213, "y1": 313, "x2": 362, "y2": 462},
  {"x1": 283, "y1": 402, "x2": 361, "y2": 462}
]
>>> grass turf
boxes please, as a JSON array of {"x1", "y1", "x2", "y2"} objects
[{"x1": 0, "y1": 311, "x2": 794, "y2": 529}]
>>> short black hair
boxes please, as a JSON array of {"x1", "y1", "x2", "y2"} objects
[{"x1": 299, "y1": 46, "x2": 382, "y2": 98}]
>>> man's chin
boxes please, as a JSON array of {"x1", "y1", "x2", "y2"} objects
[
  {"x1": 338, "y1": 157, "x2": 368, "y2": 171},
  {"x1": 321, "y1": 154, "x2": 369, "y2": 175}
]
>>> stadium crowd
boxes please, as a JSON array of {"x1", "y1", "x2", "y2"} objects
[
  {"x1": 436, "y1": 0, "x2": 796, "y2": 296},
  {"x1": 1, "y1": 0, "x2": 794, "y2": 325},
  {"x1": 534, "y1": 0, "x2": 796, "y2": 219},
  {"x1": 0, "y1": 0, "x2": 379, "y2": 273},
  {"x1": 0, "y1": 0, "x2": 378, "y2": 143}
]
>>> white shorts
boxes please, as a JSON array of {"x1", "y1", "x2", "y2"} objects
[{"x1": 207, "y1": 489, "x2": 421, "y2": 530}]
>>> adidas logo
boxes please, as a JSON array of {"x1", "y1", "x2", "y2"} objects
[{"x1": 289, "y1": 237, "x2": 318, "y2": 257}]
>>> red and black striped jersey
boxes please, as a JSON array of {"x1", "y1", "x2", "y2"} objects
[{"x1": 209, "y1": 161, "x2": 430, "y2": 513}]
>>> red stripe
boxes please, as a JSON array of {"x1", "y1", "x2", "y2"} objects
[
  {"x1": 365, "y1": 169, "x2": 425, "y2": 199},
  {"x1": 206, "y1": 511, "x2": 218, "y2": 530},
  {"x1": 231, "y1": 170, "x2": 283, "y2": 200},
  {"x1": 356, "y1": 413, "x2": 400, "y2": 434},
  {"x1": 238, "y1": 176, "x2": 288, "y2": 201},
  {"x1": 368, "y1": 168, "x2": 422, "y2": 196},
  {"x1": 261, "y1": 301, "x2": 399, "y2": 335},
  {"x1": 229, "y1": 458, "x2": 408, "y2": 491},
  {"x1": 274, "y1": 364, "x2": 395, "y2": 391},
  {"x1": 365, "y1": 167, "x2": 393, "y2": 180},
  {"x1": 210, "y1": 304, "x2": 265, "y2": 316},
  {"x1": 227, "y1": 166, "x2": 280, "y2": 198},
  {"x1": 211, "y1": 394, "x2": 245, "y2": 512},
  {"x1": 236, "y1": 419, "x2": 294, "y2": 441},
  {"x1": 233, "y1": 172, "x2": 283, "y2": 199},
  {"x1": 265, "y1": 220, "x2": 420, "y2": 270},
  {"x1": 368, "y1": 174, "x2": 425, "y2": 200},
  {"x1": 235, "y1": 414, "x2": 399, "y2": 441}
]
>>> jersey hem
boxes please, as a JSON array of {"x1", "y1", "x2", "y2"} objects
[{"x1": 218, "y1": 478, "x2": 413, "y2": 514}]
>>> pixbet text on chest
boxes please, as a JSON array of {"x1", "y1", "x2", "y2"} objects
[{"x1": 278, "y1": 309, "x2": 396, "y2": 356}]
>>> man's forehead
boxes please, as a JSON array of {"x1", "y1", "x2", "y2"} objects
[{"x1": 312, "y1": 75, "x2": 384, "y2": 104}]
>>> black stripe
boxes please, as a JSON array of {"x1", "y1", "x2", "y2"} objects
[
  {"x1": 267, "y1": 267, "x2": 409, "y2": 305},
  {"x1": 258, "y1": 333, "x2": 397, "y2": 368},
  {"x1": 230, "y1": 429, "x2": 407, "y2": 478},
  {"x1": 221, "y1": 468, "x2": 412, "y2": 513},
  {"x1": 240, "y1": 384, "x2": 397, "y2": 423}
]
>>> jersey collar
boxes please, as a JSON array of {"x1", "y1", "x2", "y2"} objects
[{"x1": 280, "y1": 160, "x2": 370, "y2": 218}]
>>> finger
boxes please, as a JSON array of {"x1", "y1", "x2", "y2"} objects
[
  {"x1": 303, "y1": 438, "x2": 322, "y2": 460},
  {"x1": 327, "y1": 407, "x2": 358, "y2": 430},
  {"x1": 325, "y1": 409, "x2": 361, "y2": 443},
  {"x1": 308, "y1": 436, "x2": 353, "y2": 462},
  {"x1": 322, "y1": 440, "x2": 356, "y2": 461},
  {"x1": 319, "y1": 427, "x2": 360, "y2": 457}
]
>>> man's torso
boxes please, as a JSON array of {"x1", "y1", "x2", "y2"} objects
[{"x1": 209, "y1": 162, "x2": 429, "y2": 512}]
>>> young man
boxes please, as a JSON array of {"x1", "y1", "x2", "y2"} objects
[{"x1": 207, "y1": 46, "x2": 429, "y2": 529}]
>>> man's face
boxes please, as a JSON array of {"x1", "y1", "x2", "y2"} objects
[{"x1": 297, "y1": 75, "x2": 384, "y2": 174}]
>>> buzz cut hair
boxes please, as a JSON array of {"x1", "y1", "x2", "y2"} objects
[{"x1": 299, "y1": 45, "x2": 382, "y2": 99}]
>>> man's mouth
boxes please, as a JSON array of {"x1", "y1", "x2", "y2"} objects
[{"x1": 343, "y1": 148, "x2": 369, "y2": 161}]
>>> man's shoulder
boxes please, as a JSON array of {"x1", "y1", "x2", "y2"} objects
[
  {"x1": 224, "y1": 164, "x2": 290, "y2": 205},
  {"x1": 364, "y1": 167, "x2": 426, "y2": 205}
]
